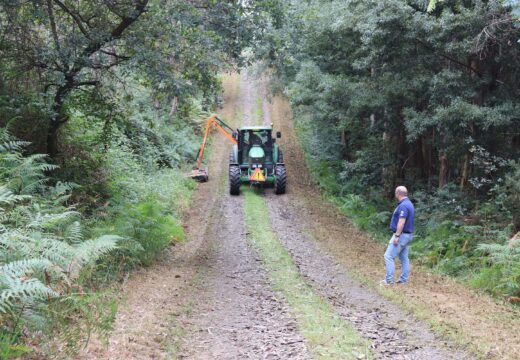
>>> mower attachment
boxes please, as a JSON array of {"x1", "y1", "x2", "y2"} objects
[{"x1": 189, "y1": 168, "x2": 209, "y2": 182}]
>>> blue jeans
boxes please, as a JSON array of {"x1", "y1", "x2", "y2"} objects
[{"x1": 384, "y1": 233, "x2": 412, "y2": 283}]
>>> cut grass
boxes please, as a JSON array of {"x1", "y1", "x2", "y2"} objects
[{"x1": 243, "y1": 188, "x2": 372, "y2": 359}]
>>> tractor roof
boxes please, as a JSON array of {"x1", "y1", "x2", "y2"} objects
[{"x1": 239, "y1": 125, "x2": 272, "y2": 131}]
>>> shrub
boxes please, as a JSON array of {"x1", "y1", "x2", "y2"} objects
[
  {"x1": 111, "y1": 199, "x2": 185, "y2": 266},
  {"x1": 473, "y1": 240, "x2": 520, "y2": 298},
  {"x1": 0, "y1": 139, "x2": 119, "y2": 356}
]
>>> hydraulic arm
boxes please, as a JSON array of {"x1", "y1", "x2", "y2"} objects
[{"x1": 189, "y1": 115, "x2": 238, "y2": 182}]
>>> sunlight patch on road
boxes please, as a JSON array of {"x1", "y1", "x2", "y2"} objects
[{"x1": 243, "y1": 189, "x2": 372, "y2": 359}]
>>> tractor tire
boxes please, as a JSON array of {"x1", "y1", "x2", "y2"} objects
[
  {"x1": 229, "y1": 165, "x2": 241, "y2": 195},
  {"x1": 274, "y1": 165, "x2": 287, "y2": 195},
  {"x1": 278, "y1": 149, "x2": 284, "y2": 163}
]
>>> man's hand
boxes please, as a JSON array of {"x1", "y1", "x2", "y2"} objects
[{"x1": 393, "y1": 217, "x2": 406, "y2": 246}]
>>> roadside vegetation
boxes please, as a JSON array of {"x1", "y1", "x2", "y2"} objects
[
  {"x1": 259, "y1": 0, "x2": 520, "y2": 303},
  {"x1": 0, "y1": 1, "x2": 278, "y2": 357}
]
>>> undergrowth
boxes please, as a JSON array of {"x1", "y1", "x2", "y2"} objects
[
  {"x1": 294, "y1": 121, "x2": 520, "y2": 303},
  {"x1": 0, "y1": 85, "x2": 201, "y2": 357}
]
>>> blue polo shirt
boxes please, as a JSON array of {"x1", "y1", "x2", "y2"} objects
[{"x1": 390, "y1": 197, "x2": 415, "y2": 233}]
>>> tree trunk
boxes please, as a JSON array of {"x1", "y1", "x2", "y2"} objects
[
  {"x1": 460, "y1": 152, "x2": 470, "y2": 190},
  {"x1": 439, "y1": 151, "x2": 448, "y2": 188},
  {"x1": 46, "y1": 121, "x2": 61, "y2": 159},
  {"x1": 46, "y1": 83, "x2": 72, "y2": 158}
]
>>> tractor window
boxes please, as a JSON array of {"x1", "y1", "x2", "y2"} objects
[{"x1": 239, "y1": 130, "x2": 273, "y2": 163}]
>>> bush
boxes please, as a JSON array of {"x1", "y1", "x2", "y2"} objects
[
  {"x1": 110, "y1": 199, "x2": 185, "y2": 266},
  {"x1": 0, "y1": 139, "x2": 120, "y2": 356},
  {"x1": 472, "y1": 240, "x2": 520, "y2": 298}
]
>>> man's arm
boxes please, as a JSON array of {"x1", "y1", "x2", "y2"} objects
[{"x1": 393, "y1": 218, "x2": 406, "y2": 245}]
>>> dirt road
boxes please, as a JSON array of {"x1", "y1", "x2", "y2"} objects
[{"x1": 78, "y1": 72, "x2": 519, "y2": 360}]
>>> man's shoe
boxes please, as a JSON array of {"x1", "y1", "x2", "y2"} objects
[
  {"x1": 396, "y1": 280, "x2": 407, "y2": 284},
  {"x1": 379, "y1": 279, "x2": 393, "y2": 286}
]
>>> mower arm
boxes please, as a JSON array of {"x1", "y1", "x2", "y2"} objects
[{"x1": 194, "y1": 115, "x2": 238, "y2": 170}]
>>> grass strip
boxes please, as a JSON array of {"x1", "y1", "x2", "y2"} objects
[{"x1": 243, "y1": 189, "x2": 372, "y2": 359}]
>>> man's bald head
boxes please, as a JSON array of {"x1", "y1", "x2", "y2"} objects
[{"x1": 395, "y1": 186, "x2": 408, "y2": 199}]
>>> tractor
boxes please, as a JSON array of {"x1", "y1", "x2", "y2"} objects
[{"x1": 189, "y1": 116, "x2": 286, "y2": 195}]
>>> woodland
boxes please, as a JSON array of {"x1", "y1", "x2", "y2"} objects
[
  {"x1": 260, "y1": 0, "x2": 520, "y2": 302},
  {"x1": 0, "y1": 0, "x2": 519, "y2": 357}
]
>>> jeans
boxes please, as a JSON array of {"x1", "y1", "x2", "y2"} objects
[{"x1": 384, "y1": 233, "x2": 412, "y2": 283}]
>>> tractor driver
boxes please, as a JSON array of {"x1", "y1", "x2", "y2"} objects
[{"x1": 247, "y1": 131, "x2": 262, "y2": 146}]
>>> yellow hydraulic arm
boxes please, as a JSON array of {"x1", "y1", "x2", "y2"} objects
[{"x1": 189, "y1": 115, "x2": 238, "y2": 182}]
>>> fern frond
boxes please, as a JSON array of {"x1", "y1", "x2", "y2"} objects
[
  {"x1": 0, "y1": 185, "x2": 30, "y2": 206},
  {"x1": 73, "y1": 235, "x2": 120, "y2": 265},
  {"x1": 20, "y1": 178, "x2": 49, "y2": 195},
  {"x1": 0, "y1": 277, "x2": 57, "y2": 313},
  {"x1": 0, "y1": 258, "x2": 54, "y2": 279},
  {"x1": 27, "y1": 210, "x2": 80, "y2": 230},
  {"x1": 0, "y1": 140, "x2": 30, "y2": 153},
  {"x1": 65, "y1": 221, "x2": 83, "y2": 244}
]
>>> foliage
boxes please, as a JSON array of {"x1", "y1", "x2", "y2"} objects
[
  {"x1": 0, "y1": 0, "x2": 283, "y2": 355},
  {"x1": 0, "y1": 140, "x2": 119, "y2": 356},
  {"x1": 262, "y1": 0, "x2": 520, "y2": 300}
]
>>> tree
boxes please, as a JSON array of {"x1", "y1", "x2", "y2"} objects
[{"x1": 0, "y1": 0, "x2": 279, "y2": 158}]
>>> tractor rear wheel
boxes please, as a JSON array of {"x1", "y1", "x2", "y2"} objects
[
  {"x1": 229, "y1": 165, "x2": 241, "y2": 195},
  {"x1": 274, "y1": 165, "x2": 287, "y2": 195}
]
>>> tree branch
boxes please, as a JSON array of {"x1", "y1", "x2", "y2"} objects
[
  {"x1": 99, "y1": 49, "x2": 131, "y2": 60},
  {"x1": 46, "y1": 0, "x2": 66, "y2": 70},
  {"x1": 413, "y1": 38, "x2": 483, "y2": 77},
  {"x1": 72, "y1": 0, "x2": 148, "y2": 73},
  {"x1": 74, "y1": 80, "x2": 99, "y2": 87},
  {"x1": 52, "y1": 0, "x2": 90, "y2": 38}
]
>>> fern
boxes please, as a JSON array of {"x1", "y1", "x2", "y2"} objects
[
  {"x1": 0, "y1": 259, "x2": 57, "y2": 313},
  {"x1": 477, "y1": 242, "x2": 520, "y2": 296},
  {"x1": 0, "y1": 134, "x2": 122, "y2": 354},
  {"x1": 65, "y1": 221, "x2": 83, "y2": 244},
  {"x1": 68, "y1": 236, "x2": 120, "y2": 279},
  {"x1": 0, "y1": 143, "x2": 58, "y2": 194},
  {"x1": 0, "y1": 258, "x2": 54, "y2": 279},
  {"x1": 0, "y1": 186, "x2": 29, "y2": 207},
  {"x1": 0, "y1": 141, "x2": 31, "y2": 153},
  {"x1": 478, "y1": 242, "x2": 520, "y2": 266},
  {"x1": 0, "y1": 278, "x2": 57, "y2": 313}
]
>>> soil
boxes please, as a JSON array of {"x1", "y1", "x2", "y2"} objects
[{"x1": 75, "y1": 71, "x2": 520, "y2": 360}]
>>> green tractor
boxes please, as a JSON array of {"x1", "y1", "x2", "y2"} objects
[
  {"x1": 229, "y1": 126, "x2": 286, "y2": 195},
  {"x1": 189, "y1": 116, "x2": 286, "y2": 195}
]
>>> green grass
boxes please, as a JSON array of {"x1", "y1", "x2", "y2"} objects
[{"x1": 243, "y1": 189, "x2": 371, "y2": 359}]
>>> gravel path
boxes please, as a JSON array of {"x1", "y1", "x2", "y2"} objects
[
  {"x1": 175, "y1": 72, "x2": 309, "y2": 359},
  {"x1": 177, "y1": 193, "x2": 308, "y2": 359},
  {"x1": 76, "y1": 71, "x2": 512, "y2": 360},
  {"x1": 266, "y1": 193, "x2": 471, "y2": 360}
]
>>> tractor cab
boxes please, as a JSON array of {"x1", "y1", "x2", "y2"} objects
[
  {"x1": 229, "y1": 125, "x2": 286, "y2": 195},
  {"x1": 238, "y1": 127, "x2": 274, "y2": 166}
]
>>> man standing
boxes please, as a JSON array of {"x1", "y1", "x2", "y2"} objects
[{"x1": 381, "y1": 186, "x2": 415, "y2": 285}]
